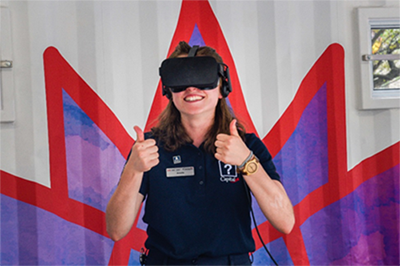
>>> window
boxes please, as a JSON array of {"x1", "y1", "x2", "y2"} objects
[
  {"x1": 358, "y1": 7, "x2": 400, "y2": 109},
  {"x1": 370, "y1": 27, "x2": 399, "y2": 91}
]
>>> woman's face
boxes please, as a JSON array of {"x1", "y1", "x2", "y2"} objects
[
  {"x1": 171, "y1": 85, "x2": 222, "y2": 119},
  {"x1": 170, "y1": 53, "x2": 222, "y2": 119}
]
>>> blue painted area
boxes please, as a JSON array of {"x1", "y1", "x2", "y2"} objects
[
  {"x1": 1, "y1": 194, "x2": 115, "y2": 265},
  {"x1": 63, "y1": 89, "x2": 110, "y2": 151},
  {"x1": 128, "y1": 249, "x2": 142, "y2": 266},
  {"x1": 1, "y1": 194, "x2": 21, "y2": 265},
  {"x1": 251, "y1": 83, "x2": 328, "y2": 227},
  {"x1": 252, "y1": 237, "x2": 294, "y2": 266},
  {"x1": 273, "y1": 83, "x2": 328, "y2": 206},
  {"x1": 188, "y1": 24, "x2": 206, "y2": 47},
  {"x1": 301, "y1": 165, "x2": 399, "y2": 265},
  {"x1": 63, "y1": 89, "x2": 125, "y2": 212}
]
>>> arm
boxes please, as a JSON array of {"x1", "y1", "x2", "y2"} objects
[
  {"x1": 106, "y1": 126, "x2": 159, "y2": 241},
  {"x1": 241, "y1": 167, "x2": 294, "y2": 234},
  {"x1": 215, "y1": 120, "x2": 295, "y2": 234},
  {"x1": 106, "y1": 167, "x2": 145, "y2": 241}
]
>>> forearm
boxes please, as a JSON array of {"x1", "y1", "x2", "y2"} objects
[
  {"x1": 106, "y1": 168, "x2": 144, "y2": 241},
  {"x1": 106, "y1": 127, "x2": 159, "y2": 241},
  {"x1": 243, "y1": 168, "x2": 295, "y2": 234}
]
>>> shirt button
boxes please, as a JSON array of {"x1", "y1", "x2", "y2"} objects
[
  {"x1": 199, "y1": 166, "x2": 203, "y2": 170},
  {"x1": 199, "y1": 181, "x2": 204, "y2": 185}
]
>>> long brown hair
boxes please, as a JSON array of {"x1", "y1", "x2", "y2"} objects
[{"x1": 151, "y1": 41, "x2": 246, "y2": 154}]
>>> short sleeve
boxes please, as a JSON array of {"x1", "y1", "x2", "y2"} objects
[{"x1": 245, "y1": 133, "x2": 281, "y2": 182}]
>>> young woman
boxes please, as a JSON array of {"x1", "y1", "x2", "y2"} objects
[{"x1": 106, "y1": 41, "x2": 295, "y2": 265}]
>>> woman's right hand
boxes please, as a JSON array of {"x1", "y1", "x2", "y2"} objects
[{"x1": 125, "y1": 126, "x2": 159, "y2": 173}]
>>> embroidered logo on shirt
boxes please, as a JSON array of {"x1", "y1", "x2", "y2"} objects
[
  {"x1": 172, "y1": 155, "x2": 181, "y2": 164},
  {"x1": 218, "y1": 161, "x2": 239, "y2": 183}
]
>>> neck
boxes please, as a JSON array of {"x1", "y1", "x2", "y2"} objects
[{"x1": 181, "y1": 114, "x2": 214, "y2": 147}]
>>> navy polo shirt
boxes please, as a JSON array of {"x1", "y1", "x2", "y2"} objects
[{"x1": 138, "y1": 133, "x2": 280, "y2": 260}]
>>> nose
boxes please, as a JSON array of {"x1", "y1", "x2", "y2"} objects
[{"x1": 184, "y1": 86, "x2": 200, "y2": 92}]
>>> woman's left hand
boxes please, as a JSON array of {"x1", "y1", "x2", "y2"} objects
[
  {"x1": 214, "y1": 119, "x2": 251, "y2": 166},
  {"x1": 216, "y1": 120, "x2": 295, "y2": 234}
]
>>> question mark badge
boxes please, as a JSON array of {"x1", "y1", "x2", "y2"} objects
[{"x1": 224, "y1": 164, "x2": 233, "y2": 175}]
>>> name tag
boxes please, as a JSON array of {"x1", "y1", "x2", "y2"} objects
[{"x1": 166, "y1": 167, "x2": 195, "y2": 178}]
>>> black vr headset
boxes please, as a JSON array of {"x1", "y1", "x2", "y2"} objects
[{"x1": 159, "y1": 45, "x2": 232, "y2": 99}]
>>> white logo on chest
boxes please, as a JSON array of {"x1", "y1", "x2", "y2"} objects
[{"x1": 218, "y1": 161, "x2": 239, "y2": 183}]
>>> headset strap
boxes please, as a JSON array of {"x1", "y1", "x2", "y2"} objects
[{"x1": 188, "y1": 45, "x2": 199, "y2": 57}]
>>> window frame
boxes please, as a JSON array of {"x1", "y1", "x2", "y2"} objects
[
  {"x1": 357, "y1": 7, "x2": 400, "y2": 110},
  {"x1": 0, "y1": 6, "x2": 15, "y2": 122}
]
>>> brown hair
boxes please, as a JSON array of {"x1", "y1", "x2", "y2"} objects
[{"x1": 151, "y1": 41, "x2": 246, "y2": 154}]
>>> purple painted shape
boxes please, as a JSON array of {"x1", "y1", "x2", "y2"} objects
[
  {"x1": 63, "y1": 89, "x2": 126, "y2": 212},
  {"x1": 1, "y1": 194, "x2": 29, "y2": 265},
  {"x1": 128, "y1": 249, "x2": 142, "y2": 266},
  {"x1": 273, "y1": 83, "x2": 328, "y2": 206},
  {"x1": 252, "y1": 83, "x2": 328, "y2": 227},
  {"x1": 252, "y1": 237, "x2": 293, "y2": 266},
  {"x1": 301, "y1": 165, "x2": 399, "y2": 265},
  {"x1": 188, "y1": 24, "x2": 206, "y2": 47},
  {"x1": 1, "y1": 194, "x2": 115, "y2": 265},
  {"x1": 136, "y1": 200, "x2": 147, "y2": 231}
]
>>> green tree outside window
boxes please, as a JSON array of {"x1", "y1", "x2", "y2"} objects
[{"x1": 371, "y1": 28, "x2": 400, "y2": 90}]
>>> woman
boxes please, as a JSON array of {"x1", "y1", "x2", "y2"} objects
[{"x1": 106, "y1": 41, "x2": 295, "y2": 265}]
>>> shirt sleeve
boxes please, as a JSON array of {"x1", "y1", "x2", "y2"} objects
[
  {"x1": 245, "y1": 133, "x2": 281, "y2": 182},
  {"x1": 139, "y1": 172, "x2": 149, "y2": 198}
]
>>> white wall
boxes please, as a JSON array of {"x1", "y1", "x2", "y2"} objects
[{"x1": 0, "y1": 0, "x2": 399, "y2": 188}]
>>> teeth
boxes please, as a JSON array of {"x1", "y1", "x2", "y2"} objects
[{"x1": 184, "y1": 96, "x2": 203, "y2": 102}]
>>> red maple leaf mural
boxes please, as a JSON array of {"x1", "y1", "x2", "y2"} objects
[{"x1": 1, "y1": 1, "x2": 398, "y2": 265}]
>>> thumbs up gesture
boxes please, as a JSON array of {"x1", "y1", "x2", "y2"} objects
[
  {"x1": 126, "y1": 126, "x2": 159, "y2": 173},
  {"x1": 214, "y1": 119, "x2": 250, "y2": 166}
]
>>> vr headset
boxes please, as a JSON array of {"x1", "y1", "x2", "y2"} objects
[{"x1": 159, "y1": 45, "x2": 232, "y2": 99}]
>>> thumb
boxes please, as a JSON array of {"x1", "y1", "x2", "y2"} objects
[
  {"x1": 133, "y1": 126, "x2": 145, "y2": 142},
  {"x1": 229, "y1": 119, "x2": 239, "y2": 136}
]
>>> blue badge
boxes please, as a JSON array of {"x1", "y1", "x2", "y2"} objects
[{"x1": 173, "y1": 155, "x2": 181, "y2": 164}]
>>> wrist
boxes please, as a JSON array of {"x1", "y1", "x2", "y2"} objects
[
  {"x1": 237, "y1": 153, "x2": 259, "y2": 176},
  {"x1": 238, "y1": 150, "x2": 253, "y2": 169}
]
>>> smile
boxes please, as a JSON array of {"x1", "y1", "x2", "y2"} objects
[{"x1": 184, "y1": 95, "x2": 204, "y2": 102}]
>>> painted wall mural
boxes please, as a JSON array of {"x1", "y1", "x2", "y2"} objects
[{"x1": 1, "y1": 1, "x2": 399, "y2": 265}]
